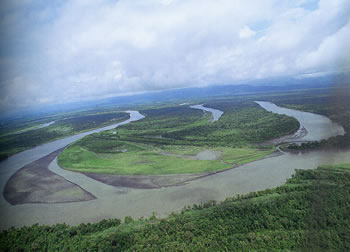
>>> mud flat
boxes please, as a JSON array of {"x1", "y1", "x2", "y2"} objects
[
  {"x1": 1, "y1": 105, "x2": 349, "y2": 229},
  {"x1": 80, "y1": 150, "x2": 222, "y2": 189},
  {"x1": 4, "y1": 149, "x2": 96, "y2": 205},
  {"x1": 81, "y1": 150, "x2": 272, "y2": 190},
  {"x1": 262, "y1": 126, "x2": 308, "y2": 145},
  {"x1": 83, "y1": 173, "x2": 205, "y2": 189},
  {"x1": 158, "y1": 149, "x2": 221, "y2": 161}
]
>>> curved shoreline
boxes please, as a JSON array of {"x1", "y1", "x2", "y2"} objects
[
  {"x1": 0, "y1": 111, "x2": 144, "y2": 204},
  {"x1": 69, "y1": 150, "x2": 282, "y2": 190},
  {"x1": 4, "y1": 146, "x2": 282, "y2": 205},
  {"x1": 4, "y1": 148, "x2": 96, "y2": 205},
  {"x1": 1, "y1": 104, "x2": 349, "y2": 229},
  {"x1": 255, "y1": 101, "x2": 345, "y2": 141},
  {"x1": 190, "y1": 104, "x2": 224, "y2": 121}
]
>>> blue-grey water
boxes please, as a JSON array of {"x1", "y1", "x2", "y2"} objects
[
  {"x1": 0, "y1": 105, "x2": 349, "y2": 229},
  {"x1": 256, "y1": 101, "x2": 345, "y2": 141},
  {"x1": 190, "y1": 104, "x2": 224, "y2": 121}
]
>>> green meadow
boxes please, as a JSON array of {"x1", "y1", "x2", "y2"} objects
[
  {"x1": 58, "y1": 142, "x2": 273, "y2": 175},
  {"x1": 58, "y1": 100, "x2": 297, "y2": 175}
]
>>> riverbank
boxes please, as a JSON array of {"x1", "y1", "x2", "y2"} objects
[
  {"x1": 0, "y1": 112, "x2": 131, "y2": 162},
  {"x1": 1, "y1": 102, "x2": 348, "y2": 230},
  {"x1": 2, "y1": 162, "x2": 350, "y2": 251},
  {"x1": 4, "y1": 148, "x2": 96, "y2": 205},
  {"x1": 190, "y1": 104, "x2": 224, "y2": 121},
  {"x1": 57, "y1": 102, "x2": 295, "y2": 177}
]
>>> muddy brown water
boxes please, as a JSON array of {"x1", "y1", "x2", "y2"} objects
[{"x1": 0, "y1": 105, "x2": 349, "y2": 230}]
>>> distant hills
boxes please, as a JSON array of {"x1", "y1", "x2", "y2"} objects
[{"x1": 1, "y1": 72, "x2": 348, "y2": 124}]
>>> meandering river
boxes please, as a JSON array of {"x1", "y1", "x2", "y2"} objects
[
  {"x1": 0, "y1": 104, "x2": 349, "y2": 229},
  {"x1": 256, "y1": 101, "x2": 345, "y2": 141},
  {"x1": 190, "y1": 104, "x2": 223, "y2": 121}
]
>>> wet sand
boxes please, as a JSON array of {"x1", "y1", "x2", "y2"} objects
[
  {"x1": 0, "y1": 105, "x2": 348, "y2": 230},
  {"x1": 81, "y1": 150, "x2": 280, "y2": 189},
  {"x1": 2, "y1": 148, "x2": 350, "y2": 230},
  {"x1": 83, "y1": 172, "x2": 205, "y2": 189},
  {"x1": 4, "y1": 149, "x2": 96, "y2": 205},
  {"x1": 158, "y1": 149, "x2": 221, "y2": 161}
]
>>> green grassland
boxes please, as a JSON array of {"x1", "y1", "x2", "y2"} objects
[
  {"x1": 0, "y1": 112, "x2": 130, "y2": 161},
  {"x1": 2, "y1": 163, "x2": 350, "y2": 251},
  {"x1": 58, "y1": 140, "x2": 272, "y2": 175},
  {"x1": 58, "y1": 100, "x2": 298, "y2": 175}
]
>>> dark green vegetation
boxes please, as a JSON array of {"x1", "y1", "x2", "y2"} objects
[
  {"x1": 119, "y1": 101, "x2": 299, "y2": 146},
  {"x1": 272, "y1": 84, "x2": 350, "y2": 151},
  {"x1": 2, "y1": 163, "x2": 350, "y2": 251},
  {"x1": 0, "y1": 112, "x2": 130, "y2": 161},
  {"x1": 58, "y1": 101, "x2": 298, "y2": 175}
]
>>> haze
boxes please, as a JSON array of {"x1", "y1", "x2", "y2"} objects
[{"x1": 1, "y1": 0, "x2": 349, "y2": 112}]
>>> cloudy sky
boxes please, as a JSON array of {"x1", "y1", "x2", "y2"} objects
[{"x1": 1, "y1": 0, "x2": 349, "y2": 112}]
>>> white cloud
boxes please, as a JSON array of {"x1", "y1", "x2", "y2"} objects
[
  {"x1": 239, "y1": 26, "x2": 256, "y2": 39},
  {"x1": 296, "y1": 20, "x2": 350, "y2": 71},
  {"x1": 0, "y1": 0, "x2": 349, "y2": 112}
]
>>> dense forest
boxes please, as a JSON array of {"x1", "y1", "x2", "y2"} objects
[
  {"x1": 1, "y1": 163, "x2": 349, "y2": 251},
  {"x1": 117, "y1": 100, "x2": 299, "y2": 147}
]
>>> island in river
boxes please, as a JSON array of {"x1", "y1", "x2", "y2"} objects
[
  {"x1": 0, "y1": 99, "x2": 348, "y2": 230},
  {"x1": 1, "y1": 96, "x2": 350, "y2": 250}
]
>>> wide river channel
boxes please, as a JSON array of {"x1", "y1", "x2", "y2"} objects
[{"x1": 0, "y1": 103, "x2": 349, "y2": 229}]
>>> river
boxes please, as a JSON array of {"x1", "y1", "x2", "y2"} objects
[
  {"x1": 256, "y1": 101, "x2": 345, "y2": 141},
  {"x1": 0, "y1": 104, "x2": 349, "y2": 229},
  {"x1": 190, "y1": 104, "x2": 223, "y2": 121}
]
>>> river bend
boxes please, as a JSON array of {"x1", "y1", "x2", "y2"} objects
[
  {"x1": 0, "y1": 104, "x2": 349, "y2": 229},
  {"x1": 190, "y1": 104, "x2": 223, "y2": 121}
]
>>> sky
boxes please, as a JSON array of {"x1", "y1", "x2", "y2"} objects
[{"x1": 0, "y1": 0, "x2": 349, "y2": 112}]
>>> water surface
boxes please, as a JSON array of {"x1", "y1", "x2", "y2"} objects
[
  {"x1": 0, "y1": 104, "x2": 348, "y2": 229},
  {"x1": 256, "y1": 101, "x2": 345, "y2": 141},
  {"x1": 0, "y1": 111, "x2": 144, "y2": 206},
  {"x1": 190, "y1": 104, "x2": 224, "y2": 121}
]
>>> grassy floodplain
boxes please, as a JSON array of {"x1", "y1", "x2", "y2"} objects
[
  {"x1": 0, "y1": 111, "x2": 130, "y2": 161},
  {"x1": 58, "y1": 142, "x2": 272, "y2": 175},
  {"x1": 2, "y1": 163, "x2": 350, "y2": 251},
  {"x1": 58, "y1": 100, "x2": 299, "y2": 175}
]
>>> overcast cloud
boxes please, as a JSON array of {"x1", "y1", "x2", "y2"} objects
[{"x1": 1, "y1": 0, "x2": 349, "y2": 111}]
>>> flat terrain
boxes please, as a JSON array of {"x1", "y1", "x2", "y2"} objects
[
  {"x1": 58, "y1": 100, "x2": 297, "y2": 176},
  {"x1": 118, "y1": 101, "x2": 300, "y2": 146},
  {"x1": 2, "y1": 162, "x2": 349, "y2": 251},
  {"x1": 1, "y1": 87, "x2": 349, "y2": 251},
  {"x1": 59, "y1": 143, "x2": 273, "y2": 175},
  {"x1": 4, "y1": 149, "x2": 96, "y2": 205},
  {"x1": 0, "y1": 111, "x2": 130, "y2": 161}
]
